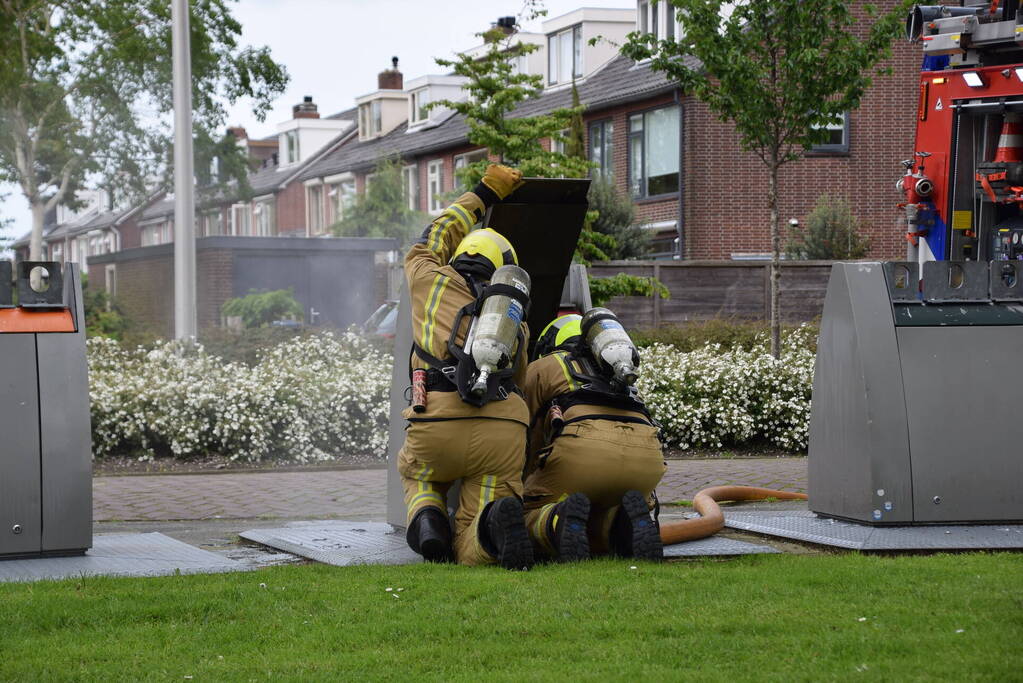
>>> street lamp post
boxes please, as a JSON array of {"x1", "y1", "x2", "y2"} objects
[{"x1": 171, "y1": 0, "x2": 197, "y2": 339}]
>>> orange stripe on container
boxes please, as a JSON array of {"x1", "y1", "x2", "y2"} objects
[{"x1": 0, "y1": 308, "x2": 75, "y2": 333}]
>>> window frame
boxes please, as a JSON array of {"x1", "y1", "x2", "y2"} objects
[
  {"x1": 253, "y1": 196, "x2": 275, "y2": 237},
  {"x1": 410, "y1": 89, "x2": 430, "y2": 124},
  {"x1": 588, "y1": 118, "x2": 614, "y2": 180},
  {"x1": 203, "y1": 209, "x2": 224, "y2": 237},
  {"x1": 809, "y1": 112, "x2": 851, "y2": 155},
  {"x1": 638, "y1": 1, "x2": 680, "y2": 43},
  {"x1": 427, "y1": 159, "x2": 444, "y2": 214},
  {"x1": 285, "y1": 130, "x2": 299, "y2": 164},
  {"x1": 547, "y1": 24, "x2": 583, "y2": 86},
  {"x1": 627, "y1": 103, "x2": 682, "y2": 201},
  {"x1": 231, "y1": 203, "x2": 251, "y2": 237},
  {"x1": 402, "y1": 164, "x2": 419, "y2": 211},
  {"x1": 306, "y1": 182, "x2": 325, "y2": 236},
  {"x1": 453, "y1": 149, "x2": 489, "y2": 190}
]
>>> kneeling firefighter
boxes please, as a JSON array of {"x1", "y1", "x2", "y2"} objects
[
  {"x1": 399, "y1": 163, "x2": 535, "y2": 569},
  {"x1": 522, "y1": 309, "x2": 666, "y2": 561}
]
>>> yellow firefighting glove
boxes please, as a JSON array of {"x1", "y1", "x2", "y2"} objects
[{"x1": 476, "y1": 164, "x2": 524, "y2": 204}]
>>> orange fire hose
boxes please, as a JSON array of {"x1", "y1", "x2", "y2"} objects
[{"x1": 659, "y1": 485, "x2": 808, "y2": 545}]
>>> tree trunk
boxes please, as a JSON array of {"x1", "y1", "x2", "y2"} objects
[
  {"x1": 30, "y1": 200, "x2": 45, "y2": 261},
  {"x1": 768, "y1": 158, "x2": 780, "y2": 359}
]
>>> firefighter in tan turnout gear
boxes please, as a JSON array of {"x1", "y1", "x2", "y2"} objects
[
  {"x1": 399, "y1": 163, "x2": 535, "y2": 569},
  {"x1": 522, "y1": 311, "x2": 666, "y2": 562}
]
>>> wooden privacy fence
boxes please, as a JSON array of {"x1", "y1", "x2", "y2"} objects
[{"x1": 588, "y1": 260, "x2": 836, "y2": 328}]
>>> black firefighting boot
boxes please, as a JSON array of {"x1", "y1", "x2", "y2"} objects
[
  {"x1": 406, "y1": 507, "x2": 453, "y2": 563},
  {"x1": 609, "y1": 490, "x2": 663, "y2": 560},
  {"x1": 479, "y1": 496, "x2": 534, "y2": 570},
  {"x1": 548, "y1": 492, "x2": 590, "y2": 562}
]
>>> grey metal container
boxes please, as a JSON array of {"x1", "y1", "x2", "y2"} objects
[
  {"x1": 1, "y1": 262, "x2": 92, "y2": 558},
  {"x1": 808, "y1": 261, "x2": 1023, "y2": 524}
]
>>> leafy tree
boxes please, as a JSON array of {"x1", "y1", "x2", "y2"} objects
[
  {"x1": 622, "y1": 0, "x2": 910, "y2": 356},
  {"x1": 431, "y1": 2, "x2": 589, "y2": 188},
  {"x1": 81, "y1": 273, "x2": 128, "y2": 339},
  {"x1": 786, "y1": 194, "x2": 871, "y2": 260},
  {"x1": 222, "y1": 288, "x2": 303, "y2": 329},
  {"x1": 565, "y1": 81, "x2": 586, "y2": 160},
  {"x1": 589, "y1": 272, "x2": 669, "y2": 307},
  {"x1": 332, "y1": 157, "x2": 428, "y2": 247},
  {"x1": 0, "y1": 0, "x2": 289, "y2": 260}
]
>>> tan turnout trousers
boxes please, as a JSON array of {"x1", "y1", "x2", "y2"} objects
[
  {"x1": 399, "y1": 192, "x2": 529, "y2": 566},
  {"x1": 522, "y1": 351, "x2": 666, "y2": 556}
]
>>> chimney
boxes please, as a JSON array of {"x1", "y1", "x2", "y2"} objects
[
  {"x1": 226, "y1": 126, "x2": 248, "y2": 140},
  {"x1": 378, "y1": 56, "x2": 403, "y2": 90},
  {"x1": 292, "y1": 95, "x2": 320, "y2": 119},
  {"x1": 486, "y1": 16, "x2": 517, "y2": 43}
]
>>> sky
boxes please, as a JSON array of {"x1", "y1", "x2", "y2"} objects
[{"x1": 1, "y1": 0, "x2": 634, "y2": 242}]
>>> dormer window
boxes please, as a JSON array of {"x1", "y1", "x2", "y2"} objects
[
  {"x1": 411, "y1": 89, "x2": 430, "y2": 124},
  {"x1": 359, "y1": 100, "x2": 383, "y2": 139},
  {"x1": 285, "y1": 130, "x2": 299, "y2": 164},
  {"x1": 547, "y1": 25, "x2": 582, "y2": 86},
  {"x1": 638, "y1": 0, "x2": 678, "y2": 41}
]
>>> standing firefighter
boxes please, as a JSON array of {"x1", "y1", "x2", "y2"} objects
[
  {"x1": 399, "y1": 163, "x2": 535, "y2": 569},
  {"x1": 522, "y1": 310, "x2": 666, "y2": 562}
]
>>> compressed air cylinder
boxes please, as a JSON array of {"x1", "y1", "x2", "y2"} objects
[
  {"x1": 469, "y1": 265, "x2": 531, "y2": 397},
  {"x1": 581, "y1": 307, "x2": 639, "y2": 386}
]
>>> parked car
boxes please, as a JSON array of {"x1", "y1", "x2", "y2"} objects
[{"x1": 362, "y1": 300, "x2": 398, "y2": 339}]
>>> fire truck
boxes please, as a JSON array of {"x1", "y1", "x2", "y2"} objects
[{"x1": 903, "y1": 0, "x2": 1023, "y2": 264}]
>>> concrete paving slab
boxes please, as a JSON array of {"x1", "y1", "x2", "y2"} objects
[
  {"x1": 0, "y1": 532, "x2": 246, "y2": 583},
  {"x1": 724, "y1": 510, "x2": 1023, "y2": 550}
]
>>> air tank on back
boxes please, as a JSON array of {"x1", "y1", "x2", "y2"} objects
[
  {"x1": 469, "y1": 265, "x2": 531, "y2": 397},
  {"x1": 581, "y1": 307, "x2": 639, "y2": 386}
]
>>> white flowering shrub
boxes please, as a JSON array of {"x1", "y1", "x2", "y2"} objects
[
  {"x1": 88, "y1": 331, "x2": 391, "y2": 462},
  {"x1": 89, "y1": 325, "x2": 816, "y2": 460},
  {"x1": 636, "y1": 325, "x2": 815, "y2": 451}
]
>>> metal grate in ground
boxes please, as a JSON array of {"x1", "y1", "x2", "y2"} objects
[
  {"x1": 241, "y1": 520, "x2": 779, "y2": 565},
  {"x1": 0, "y1": 532, "x2": 245, "y2": 583},
  {"x1": 723, "y1": 511, "x2": 1023, "y2": 550}
]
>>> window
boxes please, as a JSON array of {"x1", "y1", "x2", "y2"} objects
[
  {"x1": 104, "y1": 265, "x2": 116, "y2": 302},
  {"x1": 811, "y1": 112, "x2": 850, "y2": 154},
  {"x1": 232, "y1": 204, "x2": 251, "y2": 236},
  {"x1": 589, "y1": 119, "x2": 614, "y2": 179},
  {"x1": 76, "y1": 236, "x2": 90, "y2": 272},
  {"x1": 403, "y1": 164, "x2": 419, "y2": 211},
  {"x1": 285, "y1": 130, "x2": 299, "y2": 164},
  {"x1": 141, "y1": 222, "x2": 163, "y2": 246},
  {"x1": 512, "y1": 53, "x2": 529, "y2": 76},
  {"x1": 628, "y1": 105, "x2": 680, "y2": 198},
  {"x1": 547, "y1": 25, "x2": 582, "y2": 85},
  {"x1": 411, "y1": 90, "x2": 430, "y2": 124},
  {"x1": 453, "y1": 149, "x2": 489, "y2": 190},
  {"x1": 427, "y1": 159, "x2": 444, "y2": 213},
  {"x1": 551, "y1": 130, "x2": 569, "y2": 156},
  {"x1": 638, "y1": 0, "x2": 680, "y2": 42},
  {"x1": 253, "y1": 198, "x2": 275, "y2": 236},
  {"x1": 307, "y1": 183, "x2": 324, "y2": 235},
  {"x1": 359, "y1": 100, "x2": 383, "y2": 138},
  {"x1": 203, "y1": 210, "x2": 223, "y2": 236},
  {"x1": 51, "y1": 242, "x2": 63, "y2": 263},
  {"x1": 326, "y1": 177, "x2": 355, "y2": 225}
]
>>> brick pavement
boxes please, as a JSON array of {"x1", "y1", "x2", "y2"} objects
[{"x1": 93, "y1": 458, "x2": 806, "y2": 522}]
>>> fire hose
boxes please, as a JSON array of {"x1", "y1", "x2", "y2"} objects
[{"x1": 658, "y1": 485, "x2": 808, "y2": 545}]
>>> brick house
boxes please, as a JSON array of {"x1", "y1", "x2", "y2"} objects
[{"x1": 294, "y1": 1, "x2": 917, "y2": 260}]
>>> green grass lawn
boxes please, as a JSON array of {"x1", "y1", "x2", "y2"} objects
[{"x1": 1, "y1": 553, "x2": 1020, "y2": 681}]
